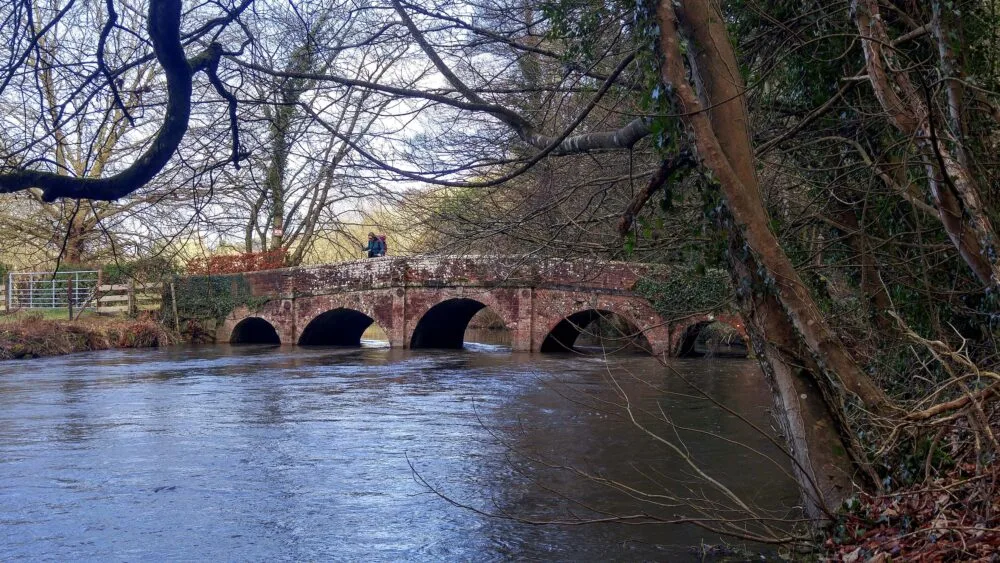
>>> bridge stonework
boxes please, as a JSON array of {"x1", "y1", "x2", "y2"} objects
[{"x1": 212, "y1": 257, "x2": 743, "y2": 356}]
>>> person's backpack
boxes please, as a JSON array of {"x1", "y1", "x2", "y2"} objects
[{"x1": 377, "y1": 234, "x2": 387, "y2": 256}]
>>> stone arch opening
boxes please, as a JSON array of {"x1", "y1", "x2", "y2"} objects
[
  {"x1": 410, "y1": 298, "x2": 509, "y2": 349},
  {"x1": 464, "y1": 307, "x2": 512, "y2": 346},
  {"x1": 677, "y1": 320, "x2": 748, "y2": 358},
  {"x1": 299, "y1": 308, "x2": 383, "y2": 346},
  {"x1": 541, "y1": 309, "x2": 652, "y2": 354},
  {"x1": 231, "y1": 317, "x2": 281, "y2": 345}
]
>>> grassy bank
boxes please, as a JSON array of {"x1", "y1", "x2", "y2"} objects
[{"x1": 0, "y1": 312, "x2": 176, "y2": 360}]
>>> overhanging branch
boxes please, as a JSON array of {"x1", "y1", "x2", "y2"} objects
[
  {"x1": 392, "y1": 0, "x2": 650, "y2": 154},
  {"x1": 618, "y1": 150, "x2": 694, "y2": 236},
  {"x1": 0, "y1": 0, "x2": 243, "y2": 202}
]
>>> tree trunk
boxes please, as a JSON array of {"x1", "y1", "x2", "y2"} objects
[
  {"x1": 655, "y1": 0, "x2": 889, "y2": 516},
  {"x1": 63, "y1": 211, "x2": 91, "y2": 264},
  {"x1": 931, "y1": 0, "x2": 970, "y2": 170},
  {"x1": 853, "y1": 0, "x2": 1000, "y2": 289},
  {"x1": 266, "y1": 106, "x2": 290, "y2": 253},
  {"x1": 725, "y1": 227, "x2": 859, "y2": 519},
  {"x1": 660, "y1": 0, "x2": 885, "y2": 405}
]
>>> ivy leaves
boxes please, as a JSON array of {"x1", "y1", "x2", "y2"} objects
[
  {"x1": 165, "y1": 274, "x2": 270, "y2": 324},
  {"x1": 634, "y1": 267, "x2": 733, "y2": 318}
]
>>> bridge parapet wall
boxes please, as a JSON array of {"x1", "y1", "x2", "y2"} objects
[
  {"x1": 238, "y1": 256, "x2": 668, "y2": 297},
  {"x1": 401, "y1": 256, "x2": 663, "y2": 291},
  {"x1": 290, "y1": 259, "x2": 407, "y2": 295}
]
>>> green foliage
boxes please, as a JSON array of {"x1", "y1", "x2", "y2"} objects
[
  {"x1": 541, "y1": 0, "x2": 642, "y2": 66},
  {"x1": 102, "y1": 256, "x2": 177, "y2": 284},
  {"x1": 163, "y1": 274, "x2": 270, "y2": 324},
  {"x1": 877, "y1": 435, "x2": 956, "y2": 491},
  {"x1": 635, "y1": 267, "x2": 733, "y2": 318},
  {"x1": 623, "y1": 230, "x2": 636, "y2": 256}
]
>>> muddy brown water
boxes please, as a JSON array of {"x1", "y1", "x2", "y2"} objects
[{"x1": 0, "y1": 341, "x2": 799, "y2": 561}]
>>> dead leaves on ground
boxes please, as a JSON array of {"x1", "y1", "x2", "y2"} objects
[{"x1": 827, "y1": 464, "x2": 999, "y2": 561}]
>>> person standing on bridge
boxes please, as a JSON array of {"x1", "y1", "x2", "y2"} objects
[{"x1": 363, "y1": 232, "x2": 384, "y2": 258}]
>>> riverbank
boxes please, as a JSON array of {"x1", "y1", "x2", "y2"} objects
[
  {"x1": 825, "y1": 463, "x2": 999, "y2": 560},
  {"x1": 0, "y1": 313, "x2": 176, "y2": 360}
]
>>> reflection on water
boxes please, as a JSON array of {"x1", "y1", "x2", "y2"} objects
[
  {"x1": 361, "y1": 325, "x2": 512, "y2": 347},
  {"x1": 462, "y1": 327, "x2": 511, "y2": 347},
  {"x1": 0, "y1": 346, "x2": 799, "y2": 561}
]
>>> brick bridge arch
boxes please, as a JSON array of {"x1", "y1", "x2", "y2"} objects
[
  {"x1": 532, "y1": 290, "x2": 672, "y2": 355},
  {"x1": 294, "y1": 292, "x2": 394, "y2": 346},
  {"x1": 540, "y1": 309, "x2": 654, "y2": 354},
  {"x1": 207, "y1": 256, "x2": 739, "y2": 357},
  {"x1": 404, "y1": 288, "x2": 518, "y2": 349},
  {"x1": 670, "y1": 314, "x2": 748, "y2": 357},
  {"x1": 221, "y1": 302, "x2": 290, "y2": 344},
  {"x1": 229, "y1": 316, "x2": 281, "y2": 345}
]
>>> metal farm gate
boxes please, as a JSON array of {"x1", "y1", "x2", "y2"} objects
[{"x1": 6, "y1": 271, "x2": 100, "y2": 311}]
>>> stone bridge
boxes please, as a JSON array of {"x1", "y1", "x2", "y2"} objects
[{"x1": 211, "y1": 256, "x2": 745, "y2": 356}]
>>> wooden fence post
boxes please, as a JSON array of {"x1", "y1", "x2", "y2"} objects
[
  {"x1": 169, "y1": 281, "x2": 180, "y2": 332},
  {"x1": 128, "y1": 280, "x2": 136, "y2": 317}
]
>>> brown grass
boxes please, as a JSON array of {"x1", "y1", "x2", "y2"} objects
[{"x1": 0, "y1": 312, "x2": 176, "y2": 360}]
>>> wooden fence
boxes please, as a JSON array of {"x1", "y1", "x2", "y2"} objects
[
  {"x1": 94, "y1": 283, "x2": 164, "y2": 314},
  {"x1": 1, "y1": 282, "x2": 163, "y2": 315}
]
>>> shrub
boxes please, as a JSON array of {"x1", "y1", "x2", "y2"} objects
[
  {"x1": 161, "y1": 273, "x2": 269, "y2": 330},
  {"x1": 101, "y1": 256, "x2": 178, "y2": 284},
  {"x1": 634, "y1": 267, "x2": 733, "y2": 319}
]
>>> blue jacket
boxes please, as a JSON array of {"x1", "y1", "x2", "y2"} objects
[{"x1": 365, "y1": 238, "x2": 384, "y2": 257}]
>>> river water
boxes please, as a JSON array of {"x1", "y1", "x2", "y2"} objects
[{"x1": 0, "y1": 343, "x2": 799, "y2": 561}]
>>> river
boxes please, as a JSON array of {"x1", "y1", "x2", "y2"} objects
[{"x1": 0, "y1": 343, "x2": 799, "y2": 561}]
